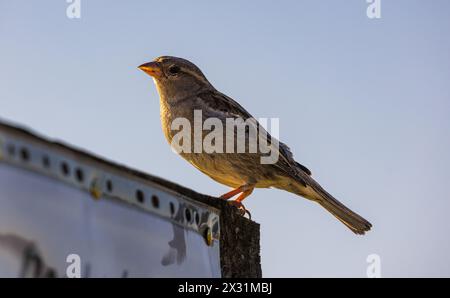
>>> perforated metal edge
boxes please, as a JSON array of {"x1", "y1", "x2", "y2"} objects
[{"x1": 0, "y1": 130, "x2": 220, "y2": 244}]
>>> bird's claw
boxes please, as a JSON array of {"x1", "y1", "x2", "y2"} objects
[{"x1": 228, "y1": 200, "x2": 252, "y2": 220}]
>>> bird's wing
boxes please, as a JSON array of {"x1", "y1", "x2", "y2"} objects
[
  {"x1": 196, "y1": 90, "x2": 311, "y2": 182},
  {"x1": 278, "y1": 142, "x2": 312, "y2": 176},
  {"x1": 197, "y1": 89, "x2": 253, "y2": 119}
]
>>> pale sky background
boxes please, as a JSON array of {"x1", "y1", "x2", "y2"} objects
[{"x1": 1, "y1": 1, "x2": 449, "y2": 277}]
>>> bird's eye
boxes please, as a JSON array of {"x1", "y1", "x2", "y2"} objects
[{"x1": 168, "y1": 65, "x2": 180, "y2": 75}]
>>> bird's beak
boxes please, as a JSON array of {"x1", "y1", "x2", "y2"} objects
[{"x1": 138, "y1": 61, "x2": 162, "y2": 78}]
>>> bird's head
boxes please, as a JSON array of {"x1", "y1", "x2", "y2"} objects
[{"x1": 139, "y1": 56, "x2": 212, "y2": 100}]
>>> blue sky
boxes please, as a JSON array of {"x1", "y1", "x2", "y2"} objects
[{"x1": 1, "y1": 0, "x2": 449, "y2": 277}]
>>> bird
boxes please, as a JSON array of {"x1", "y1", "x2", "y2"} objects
[{"x1": 139, "y1": 56, "x2": 372, "y2": 235}]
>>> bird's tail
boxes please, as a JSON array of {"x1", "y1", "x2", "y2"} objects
[{"x1": 291, "y1": 176, "x2": 372, "y2": 235}]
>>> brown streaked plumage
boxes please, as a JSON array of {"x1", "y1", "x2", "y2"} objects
[{"x1": 139, "y1": 56, "x2": 372, "y2": 235}]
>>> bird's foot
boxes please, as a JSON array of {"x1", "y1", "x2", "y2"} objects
[{"x1": 228, "y1": 200, "x2": 252, "y2": 220}]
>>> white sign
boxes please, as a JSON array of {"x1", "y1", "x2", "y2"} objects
[{"x1": 0, "y1": 164, "x2": 220, "y2": 277}]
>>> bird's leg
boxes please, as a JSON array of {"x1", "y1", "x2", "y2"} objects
[
  {"x1": 220, "y1": 184, "x2": 255, "y2": 200},
  {"x1": 220, "y1": 186, "x2": 244, "y2": 200},
  {"x1": 235, "y1": 187, "x2": 253, "y2": 203}
]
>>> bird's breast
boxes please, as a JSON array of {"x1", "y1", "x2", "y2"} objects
[
  {"x1": 159, "y1": 99, "x2": 189, "y2": 142},
  {"x1": 159, "y1": 101, "x2": 174, "y2": 144}
]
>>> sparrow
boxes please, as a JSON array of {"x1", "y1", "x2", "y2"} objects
[{"x1": 139, "y1": 56, "x2": 372, "y2": 235}]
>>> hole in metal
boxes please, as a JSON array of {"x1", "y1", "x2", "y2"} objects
[
  {"x1": 136, "y1": 189, "x2": 144, "y2": 203},
  {"x1": 195, "y1": 212, "x2": 200, "y2": 225},
  {"x1": 185, "y1": 208, "x2": 192, "y2": 223},
  {"x1": 213, "y1": 221, "x2": 219, "y2": 234},
  {"x1": 20, "y1": 148, "x2": 30, "y2": 162},
  {"x1": 106, "y1": 180, "x2": 113, "y2": 192},
  {"x1": 61, "y1": 162, "x2": 70, "y2": 176},
  {"x1": 151, "y1": 195, "x2": 159, "y2": 209},
  {"x1": 75, "y1": 168, "x2": 84, "y2": 183},
  {"x1": 170, "y1": 202, "x2": 175, "y2": 215}
]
